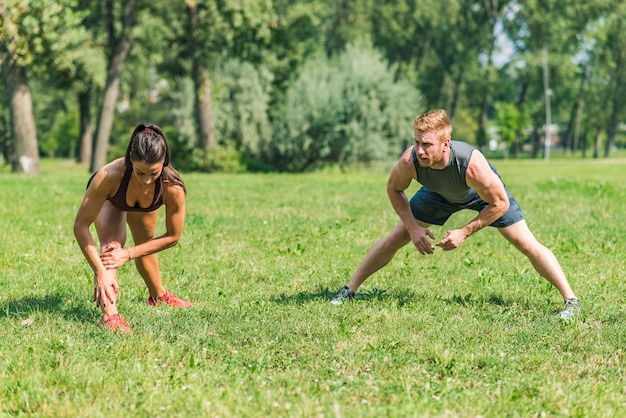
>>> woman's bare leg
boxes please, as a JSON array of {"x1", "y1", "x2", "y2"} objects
[
  {"x1": 126, "y1": 211, "x2": 166, "y2": 299},
  {"x1": 94, "y1": 201, "x2": 127, "y2": 321}
]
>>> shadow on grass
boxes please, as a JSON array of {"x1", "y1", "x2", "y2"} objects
[
  {"x1": 272, "y1": 285, "x2": 423, "y2": 307},
  {"x1": 443, "y1": 292, "x2": 530, "y2": 310},
  {"x1": 0, "y1": 292, "x2": 95, "y2": 323}
]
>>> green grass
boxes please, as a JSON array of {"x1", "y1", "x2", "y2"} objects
[{"x1": 1, "y1": 158, "x2": 625, "y2": 417}]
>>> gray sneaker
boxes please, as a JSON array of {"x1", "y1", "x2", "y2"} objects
[
  {"x1": 331, "y1": 286, "x2": 355, "y2": 305},
  {"x1": 558, "y1": 297, "x2": 581, "y2": 320}
]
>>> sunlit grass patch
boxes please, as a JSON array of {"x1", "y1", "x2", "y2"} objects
[{"x1": 1, "y1": 158, "x2": 625, "y2": 416}]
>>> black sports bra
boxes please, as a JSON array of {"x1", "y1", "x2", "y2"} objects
[{"x1": 107, "y1": 166, "x2": 163, "y2": 212}]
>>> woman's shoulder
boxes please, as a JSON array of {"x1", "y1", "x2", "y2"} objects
[
  {"x1": 90, "y1": 158, "x2": 127, "y2": 193},
  {"x1": 101, "y1": 158, "x2": 127, "y2": 176},
  {"x1": 162, "y1": 166, "x2": 186, "y2": 195},
  {"x1": 163, "y1": 181, "x2": 186, "y2": 199},
  {"x1": 162, "y1": 169, "x2": 186, "y2": 206}
]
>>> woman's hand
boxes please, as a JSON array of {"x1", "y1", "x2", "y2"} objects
[
  {"x1": 93, "y1": 270, "x2": 119, "y2": 308},
  {"x1": 99, "y1": 241, "x2": 132, "y2": 270}
]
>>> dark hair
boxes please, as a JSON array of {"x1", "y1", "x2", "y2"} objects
[{"x1": 125, "y1": 123, "x2": 186, "y2": 193}]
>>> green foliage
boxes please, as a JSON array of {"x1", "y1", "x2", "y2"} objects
[
  {"x1": 265, "y1": 0, "x2": 329, "y2": 90},
  {"x1": 493, "y1": 102, "x2": 530, "y2": 147},
  {"x1": 3, "y1": 0, "x2": 626, "y2": 173},
  {"x1": 451, "y1": 108, "x2": 480, "y2": 145},
  {"x1": 1, "y1": 159, "x2": 626, "y2": 415},
  {"x1": 213, "y1": 59, "x2": 274, "y2": 158},
  {"x1": 0, "y1": 0, "x2": 89, "y2": 72},
  {"x1": 187, "y1": 143, "x2": 248, "y2": 174},
  {"x1": 183, "y1": 0, "x2": 276, "y2": 64},
  {"x1": 267, "y1": 43, "x2": 424, "y2": 171},
  {"x1": 39, "y1": 106, "x2": 80, "y2": 157},
  {"x1": 153, "y1": 71, "x2": 271, "y2": 173}
]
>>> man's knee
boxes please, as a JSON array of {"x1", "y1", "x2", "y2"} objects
[{"x1": 384, "y1": 227, "x2": 410, "y2": 249}]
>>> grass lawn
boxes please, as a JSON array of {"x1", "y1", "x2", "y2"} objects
[{"x1": 0, "y1": 157, "x2": 625, "y2": 417}]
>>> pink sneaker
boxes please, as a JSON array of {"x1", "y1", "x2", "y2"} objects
[
  {"x1": 148, "y1": 291, "x2": 193, "y2": 308},
  {"x1": 99, "y1": 314, "x2": 132, "y2": 333}
]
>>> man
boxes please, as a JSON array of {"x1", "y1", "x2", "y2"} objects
[{"x1": 331, "y1": 109, "x2": 581, "y2": 319}]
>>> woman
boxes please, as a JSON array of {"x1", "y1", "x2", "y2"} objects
[{"x1": 74, "y1": 123, "x2": 192, "y2": 333}]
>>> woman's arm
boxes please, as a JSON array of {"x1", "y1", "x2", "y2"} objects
[
  {"x1": 73, "y1": 167, "x2": 120, "y2": 306},
  {"x1": 105, "y1": 184, "x2": 186, "y2": 263},
  {"x1": 73, "y1": 170, "x2": 112, "y2": 274}
]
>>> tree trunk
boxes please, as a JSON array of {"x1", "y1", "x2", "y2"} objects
[
  {"x1": 572, "y1": 63, "x2": 590, "y2": 155},
  {"x1": 476, "y1": 42, "x2": 495, "y2": 149},
  {"x1": 194, "y1": 65, "x2": 217, "y2": 150},
  {"x1": 446, "y1": 68, "x2": 465, "y2": 122},
  {"x1": 415, "y1": 32, "x2": 432, "y2": 73},
  {"x1": 581, "y1": 131, "x2": 588, "y2": 158},
  {"x1": 513, "y1": 71, "x2": 531, "y2": 157},
  {"x1": 563, "y1": 63, "x2": 590, "y2": 154},
  {"x1": 593, "y1": 129, "x2": 602, "y2": 159},
  {"x1": 78, "y1": 90, "x2": 93, "y2": 165},
  {"x1": 530, "y1": 127, "x2": 540, "y2": 159},
  {"x1": 90, "y1": 0, "x2": 136, "y2": 172},
  {"x1": 3, "y1": 60, "x2": 39, "y2": 174},
  {"x1": 187, "y1": 2, "x2": 217, "y2": 150},
  {"x1": 604, "y1": 5, "x2": 625, "y2": 158}
]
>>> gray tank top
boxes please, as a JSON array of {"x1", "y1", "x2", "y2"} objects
[{"x1": 411, "y1": 140, "x2": 477, "y2": 204}]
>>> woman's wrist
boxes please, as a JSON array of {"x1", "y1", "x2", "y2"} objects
[{"x1": 127, "y1": 248, "x2": 133, "y2": 261}]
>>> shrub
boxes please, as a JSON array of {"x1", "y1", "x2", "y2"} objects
[{"x1": 265, "y1": 42, "x2": 424, "y2": 172}]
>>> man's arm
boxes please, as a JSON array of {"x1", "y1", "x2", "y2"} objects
[
  {"x1": 436, "y1": 150, "x2": 509, "y2": 251},
  {"x1": 387, "y1": 148, "x2": 436, "y2": 254}
]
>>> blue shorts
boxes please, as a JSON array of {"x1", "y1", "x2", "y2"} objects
[{"x1": 409, "y1": 187, "x2": 525, "y2": 228}]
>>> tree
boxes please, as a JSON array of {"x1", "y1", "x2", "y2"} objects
[
  {"x1": 502, "y1": 0, "x2": 614, "y2": 158},
  {"x1": 90, "y1": 0, "x2": 137, "y2": 171},
  {"x1": 1, "y1": 0, "x2": 89, "y2": 173},
  {"x1": 184, "y1": 0, "x2": 216, "y2": 150},
  {"x1": 268, "y1": 43, "x2": 424, "y2": 172},
  {"x1": 602, "y1": 1, "x2": 626, "y2": 157},
  {"x1": 213, "y1": 59, "x2": 273, "y2": 159},
  {"x1": 167, "y1": 0, "x2": 278, "y2": 155},
  {"x1": 1, "y1": 0, "x2": 40, "y2": 173},
  {"x1": 493, "y1": 101, "x2": 529, "y2": 157},
  {"x1": 370, "y1": 0, "x2": 513, "y2": 146},
  {"x1": 325, "y1": 0, "x2": 374, "y2": 54}
]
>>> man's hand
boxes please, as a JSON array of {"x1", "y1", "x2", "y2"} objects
[
  {"x1": 409, "y1": 225, "x2": 436, "y2": 255},
  {"x1": 436, "y1": 229, "x2": 467, "y2": 251}
]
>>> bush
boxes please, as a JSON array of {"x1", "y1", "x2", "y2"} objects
[
  {"x1": 40, "y1": 107, "x2": 79, "y2": 158},
  {"x1": 187, "y1": 143, "x2": 247, "y2": 173},
  {"x1": 264, "y1": 42, "x2": 424, "y2": 172},
  {"x1": 213, "y1": 60, "x2": 274, "y2": 159}
]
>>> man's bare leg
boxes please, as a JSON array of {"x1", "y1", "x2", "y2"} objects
[
  {"x1": 345, "y1": 222, "x2": 413, "y2": 292},
  {"x1": 498, "y1": 220, "x2": 576, "y2": 300}
]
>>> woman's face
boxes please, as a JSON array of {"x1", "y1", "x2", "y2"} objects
[{"x1": 131, "y1": 160, "x2": 164, "y2": 186}]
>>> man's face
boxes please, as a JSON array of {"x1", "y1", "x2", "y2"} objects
[{"x1": 414, "y1": 130, "x2": 449, "y2": 168}]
